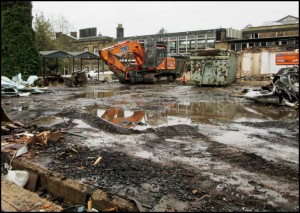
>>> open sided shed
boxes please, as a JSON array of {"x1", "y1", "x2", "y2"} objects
[
  {"x1": 39, "y1": 50, "x2": 102, "y2": 85},
  {"x1": 39, "y1": 50, "x2": 73, "y2": 84},
  {"x1": 67, "y1": 51, "x2": 100, "y2": 72}
]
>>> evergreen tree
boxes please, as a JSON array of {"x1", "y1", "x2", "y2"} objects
[{"x1": 1, "y1": 1, "x2": 41, "y2": 79}]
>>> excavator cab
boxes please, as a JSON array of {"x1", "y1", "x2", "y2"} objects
[{"x1": 143, "y1": 42, "x2": 168, "y2": 70}]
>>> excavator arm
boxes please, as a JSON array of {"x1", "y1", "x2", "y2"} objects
[{"x1": 99, "y1": 40, "x2": 145, "y2": 82}]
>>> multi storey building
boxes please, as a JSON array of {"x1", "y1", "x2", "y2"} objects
[
  {"x1": 228, "y1": 15, "x2": 299, "y2": 52},
  {"x1": 55, "y1": 15, "x2": 298, "y2": 74}
]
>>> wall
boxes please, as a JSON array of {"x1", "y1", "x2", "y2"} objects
[{"x1": 236, "y1": 48, "x2": 296, "y2": 78}]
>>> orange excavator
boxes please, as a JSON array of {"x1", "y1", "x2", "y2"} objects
[{"x1": 99, "y1": 40, "x2": 189, "y2": 83}]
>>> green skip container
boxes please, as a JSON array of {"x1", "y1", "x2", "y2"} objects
[{"x1": 190, "y1": 49, "x2": 237, "y2": 86}]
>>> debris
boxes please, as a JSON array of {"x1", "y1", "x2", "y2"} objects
[
  {"x1": 102, "y1": 207, "x2": 117, "y2": 212},
  {"x1": 18, "y1": 92, "x2": 31, "y2": 97},
  {"x1": 87, "y1": 198, "x2": 92, "y2": 211},
  {"x1": 63, "y1": 71, "x2": 88, "y2": 87},
  {"x1": 244, "y1": 66, "x2": 299, "y2": 106},
  {"x1": 62, "y1": 131, "x2": 89, "y2": 139},
  {"x1": 61, "y1": 205, "x2": 86, "y2": 212},
  {"x1": 24, "y1": 172, "x2": 39, "y2": 191},
  {"x1": 15, "y1": 145, "x2": 28, "y2": 157},
  {"x1": 43, "y1": 203, "x2": 51, "y2": 209},
  {"x1": 125, "y1": 187, "x2": 145, "y2": 212},
  {"x1": 36, "y1": 131, "x2": 49, "y2": 146},
  {"x1": 6, "y1": 170, "x2": 29, "y2": 187},
  {"x1": 93, "y1": 157, "x2": 102, "y2": 166},
  {"x1": 1, "y1": 73, "x2": 53, "y2": 96},
  {"x1": 25, "y1": 131, "x2": 62, "y2": 146},
  {"x1": 192, "y1": 189, "x2": 198, "y2": 195},
  {"x1": 285, "y1": 101, "x2": 299, "y2": 109},
  {"x1": 47, "y1": 132, "x2": 63, "y2": 141},
  {"x1": 198, "y1": 194, "x2": 209, "y2": 202},
  {"x1": 67, "y1": 147, "x2": 78, "y2": 154}
]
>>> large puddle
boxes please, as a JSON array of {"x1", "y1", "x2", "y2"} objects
[
  {"x1": 34, "y1": 96, "x2": 298, "y2": 130},
  {"x1": 93, "y1": 100, "x2": 298, "y2": 130}
]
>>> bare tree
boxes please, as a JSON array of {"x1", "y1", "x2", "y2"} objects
[{"x1": 157, "y1": 27, "x2": 168, "y2": 35}]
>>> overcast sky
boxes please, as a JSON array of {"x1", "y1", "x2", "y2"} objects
[{"x1": 32, "y1": 1, "x2": 299, "y2": 38}]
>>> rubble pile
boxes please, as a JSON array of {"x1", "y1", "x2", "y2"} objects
[{"x1": 244, "y1": 66, "x2": 299, "y2": 108}]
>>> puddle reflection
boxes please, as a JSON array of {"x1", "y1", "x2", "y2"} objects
[
  {"x1": 97, "y1": 101, "x2": 297, "y2": 129},
  {"x1": 74, "y1": 90, "x2": 129, "y2": 99},
  {"x1": 98, "y1": 108, "x2": 146, "y2": 128}
]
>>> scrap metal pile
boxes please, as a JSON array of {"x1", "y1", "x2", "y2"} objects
[{"x1": 244, "y1": 66, "x2": 299, "y2": 108}]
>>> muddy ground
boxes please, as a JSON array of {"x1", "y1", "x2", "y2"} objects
[{"x1": 1, "y1": 80, "x2": 299, "y2": 212}]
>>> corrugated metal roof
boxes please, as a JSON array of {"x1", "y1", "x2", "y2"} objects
[
  {"x1": 67, "y1": 51, "x2": 99, "y2": 58},
  {"x1": 39, "y1": 51, "x2": 99, "y2": 58},
  {"x1": 39, "y1": 50, "x2": 72, "y2": 58}
]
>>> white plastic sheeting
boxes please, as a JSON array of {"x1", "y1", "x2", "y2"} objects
[{"x1": 1, "y1": 73, "x2": 53, "y2": 97}]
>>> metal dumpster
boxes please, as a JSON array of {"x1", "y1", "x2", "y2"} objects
[{"x1": 190, "y1": 49, "x2": 237, "y2": 86}]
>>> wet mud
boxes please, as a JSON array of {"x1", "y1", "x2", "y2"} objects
[{"x1": 1, "y1": 81, "x2": 299, "y2": 212}]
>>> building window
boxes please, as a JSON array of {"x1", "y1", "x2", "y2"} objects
[
  {"x1": 254, "y1": 42, "x2": 260, "y2": 46},
  {"x1": 83, "y1": 47, "x2": 88, "y2": 52},
  {"x1": 189, "y1": 40, "x2": 196, "y2": 49},
  {"x1": 249, "y1": 43, "x2": 254, "y2": 47},
  {"x1": 230, "y1": 44, "x2": 235, "y2": 51},
  {"x1": 266, "y1": 42, "x2": 274, "y2": 46},
  {"x1": 260, "y1": 42, "x2": 266, "y2": 46},
  {"x1": 168, "y1": 41, "x2": 176, "y2": 48},
  {"x1": 179, "y1": 40, "x2": 187, "y2": 48},
  {"x1": 207, "y1": 39, "x2": 215, "y2": 48},
  {"x1": 187, "y1": 40, "x2": 196, "y2": 53},
  {"x1": 197, "y1": 40, "x2": 206, "y2": 49},
  {"x1": 243, "y1": 33, "x2": 251, "y2": 39},
  {"x1": 287, "y1": 40, "x2": 295, "y2": 44},
  {"x1": 169, "y1": 37, "x2": 177, "y2": 41},
  {"x1": 216, "y1": 31, "x2": 222, "y2": 41},
  {"x1": 242, "y1": 43, "x2": 247, "y2": 50},
  {"x1": 281, "y1": 40, "x2": 287, "y2": 45},
  {"x1": 179, "y1": 40, "x2": 187, "y2": 53},
  {"x1": 206, "y1": 33, "x2": 215, "y2": 38},
  {"x1": 235, "y1": 43, "x2": 242, "y2": 51},
  {"x1": 252, "y1": 33, "x2": 259, "y2": 38},
  {"x1": 93, "y1": 47, "x2": 99, "y2": 54},
  {"x1": 169, "y1": 41, "x2": 177, "y2": 53}
]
